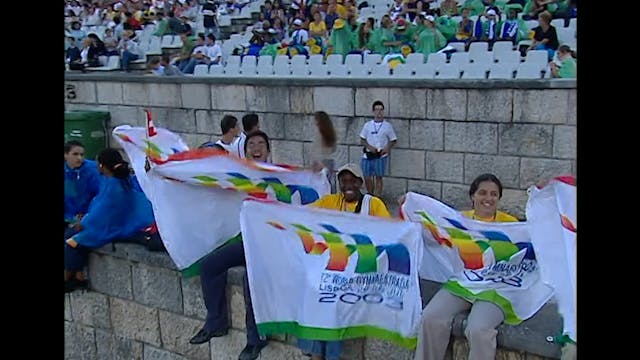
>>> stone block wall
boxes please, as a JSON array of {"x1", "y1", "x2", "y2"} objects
[
  {"x1": 64, "y1": 244, "x2": 562, "y2": 360},
  {"x1": 64, "y1": 76, "x2": 576, "y2": 219}
]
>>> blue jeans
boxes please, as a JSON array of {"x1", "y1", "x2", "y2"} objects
[
  {"x1": 181, "y1": 58, "x2": 207, "y2": 74},
  {"x1": 200, "y1": 240, "x2": 267, "y2": 346},
  {"x1": 64, "y1": 227, "x2": 90, "y2": 271},
  {"x1": 534, "y1": 44, "x2": 556, "y2": 61},
  {"x1": 361, "y1": 156, "x2": 388, "y2": 177},
  {"x1": 120, "y1": 51, "x2": 139, "y2": 70},
  {"x1": 297, "y1": 339, "x2": 342, "y2": 360}
]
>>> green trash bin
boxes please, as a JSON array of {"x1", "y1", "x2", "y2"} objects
[{"x1": 64, "y1": 110, "x2": 110, "y2": 160}]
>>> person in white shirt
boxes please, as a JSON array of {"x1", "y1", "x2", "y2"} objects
[
  {"x1": 290, "y1": 18, "x2": 309, "y2": 46},
  {"x1": 205, "y1": 33, "x2": 223, "y2": 66},
  {"x1": 233, "y1": 113, "x2": 260, "y2": 159},
  {"x1": 215, "y1": 115, "x2": 243, "y2": 157},
  {"x1": 117, "y1": 30, "x2": 140, "y2": 71},
  {"x1": 359, "y1": 100, "x2": 397, "y2": 197},
  {"x1": 181, "y1": 33, "x2": 208, "y2": 74}
]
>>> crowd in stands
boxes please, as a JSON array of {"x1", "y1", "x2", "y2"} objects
[{"x1": 64, "y1": 0, "x2": 577, "y2": 78}]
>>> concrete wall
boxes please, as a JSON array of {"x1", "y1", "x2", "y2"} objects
[
  {"x1": 64, "y1": 75, "x2": 576, "y2": 218},
  {"x1": 64, "y1": 243, "x2": 562, "y2": 360}
]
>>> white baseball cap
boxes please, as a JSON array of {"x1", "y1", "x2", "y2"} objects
[
  {"x1": 337, "y1": 163, "x2": 364, "y2": 182},
  {"x1": 487, "y1": 9, "x2": 497, "y2": 16}
]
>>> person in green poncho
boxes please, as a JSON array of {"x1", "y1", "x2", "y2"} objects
[
  {"x1": 461, "y1": 0, "x2": 485, "y2": 16},
  {"x1": 549, "y1": 44, "x2": 576, "y2": 78},
  {"x1": 379, "y1": 15, "x2": 401, "y2": 55},
  {"x1": 414, "y1": 15, "x2": 447, "y2": 60},
  {"x1": 328, "y1": 18, "x2": 355, "y2": 57},
  {"x1": 153, "y1": 12, "x2": 169, "y2": 36}
]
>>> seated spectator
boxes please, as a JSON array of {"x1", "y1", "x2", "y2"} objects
[
  {"x1": 523, "y1": 0, "x2": 554, "y2": 20},
  {"x1": 180, "y1": 33, "x2": 209, "y2": 74},
  {"x1": 172, "y1": 31, "x2": 196, "y2": 71},
  {"x1": 414, "y1": 15, "x2": 447, "y2": 59},
  {"x1": 309, "y1": 11, "x2": 328, "y2": 39},
  {"x1": 328, "y1": 19, "x2": 355, "y2": 57},
  {"x1": 263, "y1": 0, "x2": 274, "y2": 21},
  {"x1": 453, "y1": 7, "x2": 475, "y2": 49},
  {"x1": 153, "y1": 12, "x2": 170, "y2": 36},
  {"x1": 117, "y1": 30, "x2": 140, "y2": 71},
  {"x1": 549, "y1": 44, "x2": 576, "y2": 78},
  {"x1": 472, "y1": 9, "x2": 500, "y2": 49},
  {"x1": 461, "y1": 0, "x2": 485, "y2": 16},
  {"x1": 180, "y1": 15, "x2": 193, "y2": 36},
  {"x1": 69, "y1": 21, "x2": 86, "y2": 48},
  {"x1": 149, "y1": 54, "x2": 184, "y2": 76},
  {"x1": 64, "y1": 148, "x2": 155, "y2": 293},
  {"x1": 215, "y1": 115, "x2": 243, "y2": 157},
  {"x1": 289, "y1": 18, "x2": 310, "y2": 53},
  {"x1": 102, "y1": 28, "x2": 120, "y2": 56},
  {"x1": 404, "y1": 0, "x2": 424, "y2": 23},
  {"x1": 527, "y1": 10, "x2": 558, "y2": 60},
  {"x1": 499, "y1": 4, "x2": 528, "y2": 44},
  {"x1": 388, "y1": 0, "x2": 405, "y2": 21},
  {"x1": 272, "y1": 17, "x2": 285, "y2": 41},
  {"x1": 66, "y1": 37, "x2": 82, "y2": 64},
  {"x1": 167, "y1": 10, "x2": 184, "y2": 34},
  {"x1": 378, "y1": 14, "x2": 400, "y2": 54},
  {"x1": 69, "y1": 37, "x2": 99, "y2": 70},
  {"x1": 205, "y1": 33, "x2": 223, "y2": 66},
  {"x1": 87, "y1": 33, "x2": 107, "y2": 58},
  {"x1": 64, "y1": 141, "x2": 102, "y2": 230},
  {"x1": 324, "y1": 2, "x2": 339, "y2": 31}
]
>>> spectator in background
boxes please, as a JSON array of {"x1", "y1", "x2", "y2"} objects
[
  {"x1": 155, "y1": 53, "x2": 184, "y2": 75},
  {"x1": 180, "y1": 33, "x2": 209, "y2": 74},
  {"x1": 153, "y1": 11, "x2": 170, "y2": 36},
  {"x1": 498, "y1": 4, "x2": 527, "y2": 44},
  {"x1": 324, "y1": 1, "x2": 339, "y2": 31},
  {"x1": 440, "y1": 0, "x2": 460, "y2": 16},
  {"x1": 215, "y1": 115, "x2": 243, "y2": 157},
  {"x1": 389, "y1": 0, "x2": 405, "y2": 21},
  {"x1": 167, "y1": 10, "x2": 184, "y2": 34},
  {"x1": 87, "y1": 33, "x2": 107, "y2": 58},
  {"x1": 549, "y1": 44, "x2": 576, "y2": 78},
  {"x1": 202, "y1": 0, "x2": 219, "y2": 37},
  {"x1": 66, "y1": 37, "x2": 82, "y2": 64},
  {"x1": 263, "y1": 0, "x2": 274, "y2": 21},
  {"x1": 272, "y1": 17, "x2": 285, "y2": 41},
  {"x1": 461, "y1": 0, "x2": 485, "y2": 16},
  {"x1": 272, "y1": 0, "x2": 287, "y2": 25},
  {"x1": 403, "y1": 0, "x2": 424, "y2": 23},
  {"x1": 234, "y1": 114, "x2": 260, "y2": 159},
  {"x1": 206, "y1": 33, "x2": 223, "y2": 66},
  {"x1": 414, "y1": 15, "x2": 447, "y2": 59},
  {"x1": 117, "y1": 30, "x2": 140, "y2": 71},
  {"x1": 472, "y1": 9, "x2": 500, "y2": 49},
  {"x1": 180, "y1": 15, "x2": 193, "y2": 36},
  {"x1": 527, "y1": 10, "x2": 558, "y2": 60},
  {"x1": 70, "y1": 21, "x2": 86, "y2": 48},
  {"x1": 309, "y1": 11, "x2": 328, "y2": 39},
  {"x1": 359, "y1": 100, "x2": 397, "y2": 197},
  {"x1": 172, "y1": 30, "x2": 196, "y2": 71},
  {"x1": 328, "y1": 18, "x2": 354, "y2": 57},
  {"x1": 102, "y1": 28, "x2": 120, "y2": 56}
]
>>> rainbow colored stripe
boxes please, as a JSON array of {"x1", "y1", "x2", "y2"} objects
[
  {"x1": 267, "y1": 221, "x2": 410, "y2": 275},
  {"x1": 415, "y1": 211, "x2": 535, "y2": 270}
]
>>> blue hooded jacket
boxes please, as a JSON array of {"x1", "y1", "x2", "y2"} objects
[
  {"x1": 64, "y1": 159, "x2": 102, "y2": 222},
  {"x1": 73, "y1": 175, "x2": 155, "y2": 248}
]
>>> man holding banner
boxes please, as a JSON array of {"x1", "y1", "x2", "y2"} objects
[{"x1": 296, "y1": 163, "x2": 391, "y2": 360}]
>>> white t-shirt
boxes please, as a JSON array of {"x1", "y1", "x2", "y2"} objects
[
  {"x1": 291, "y1": 29, "x2": 309, "y2": 45},
  {"x1": 233, "y1": 132, "x2": 247, "y2": 159},
  {"x1": 359, "y1": 119, "x2": 397, "y2": 159},
  {"x1": 207, "y1": 44, "x2": 223, "y2": 63},
  {"x1": 215, "y1": 138, "x2": 242, "y2": 158}
]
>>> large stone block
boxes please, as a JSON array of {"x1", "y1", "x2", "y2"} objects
[
  {"x1": 285, "y1": 114, "x2": 314, "y2": 142},
  {"x1": 289, "y1": 87, "x2": 314, "y2": 114},
  {"x1": 426, "y1": 151, "x2": 464, "y2": 183},
  {"x1": 499, "y1": 124, "x2": 553, "y2": 157},
  {"x1": 410, "y1": 120, "x2": 444, "y2": 150},
  {"x1": 331, "y1": 116, "x2": 357, "y2": 145},
  {"x1": 246, "y1": 86, "x2": 290, "y2": 113},
  {"x1": 209, "y1": 329, "x2": 246, "y2": 360},
  {"x1": 175, "y1": 132, "x2": 210, "y2": 149},
  {"x1": 519, "y1": 158, "x2": 572, "y2": 188},
  {"x1": 389, "y1": 119, "x2": 410, "y2": 148},
  {"x1": 148, "y1": 108, "x2": 196, "y2": 133},
  {"x1": 159, "y1": 310, "x2": 209, "y2": 360},
  {"x1": 467, "y1": 89, "x2": 513, "y2": 122},
  {"x1": 95, "y1": 329, "x2": 143, "y2": 360},
  {"x1": 69, "y1": 291, "x2": 111, "y2": 329},
  {"x1": 442, "y1": 183, "x2": 470, "y2": 210},
  {"x1": 260, "y1": 112, "x2": 286, "y2": 140},
  {"x1": 407, "y1": 180, "x2": 442, "y2": 199},
  {"x1": 363, "y1": 338, "x2": 414, "y2": 360},
  {"x1": 348, "y1": 145, "x2": 365, "y2": 164},
  {"x1": 552, "y1": 125, "x2": 576, "y2": 159},
  {"x1": 344, "y1": 117, "x2": 369, "y2": 146},
  {"x1": 64, "y1": 321, "x2": 96, "y2": 360},
  {"x1": 260, "y1": 341, "x2": 309, "y2": 360},
  {"x1": 355, "y1": 88, "x2": 390, "y2": 117},
  {"x1": 65, "y1": 294, "x2": 72, "y2": 321},
  {"x1": 149, "y1": 83, "x2": 181, "y2": 107},
  {"x1": 96, "y1": 82, "x2": 123, "y2": 104},
  {"x1": 381, "y1": 177, "x2": 408, "y2": 208},
  {"x1": 427, "y1": 89, "x2": 467, "y2": 121},
  {"x1": 109, "y1": 106, "x2": 143, "y2": 128},
  {"x1": 182, "y1": 275, "x2": 207, "y2": 320},
  {"x1": 567, "y1": 90, "x2": 576, "y2": 125},
  {"x1": 143, "y1": 345, "x2": 190, "y2": 360},
  {"x1": 88, "y1": 254, "x2": 133, "y2": 299},
  {"x1": 272, "y1": 140, "x2": 304, "y2": 166},
  {"x1": 500, "y1": 189, "x2": 528, "y2": 219},
  {"x1": 444, "y1": 122, "x2": 498, "y2": 154},
  {"x1": 389, "y1": 88, "x2": 427, "y2": 119},
  {"x1": 196, "y1": 110, "x2": 243, "y2": 135},
  {"x1": 122, "y1": 83, "x2": 149, "y2": 105},
  {"x1": 314, "y1": 87, "x2": 354, "y2": 116},
  {"x1": 390, "y1": 149, "x2": 426, "y2": 179},
  {"x1": 302, "y1": 143, "x2": 348, "y2": 169},
  {"x1": 132, "y1": 263, "x2": 183, "y2": 313},
  {"x1": 211, "y1": 85, "x2": 246, "y2": 111},
  {"x1": 181, "y1": 84, "x2": 211, "y2": 109},
  {"x1": 229, "y1": 285, "x2": 246, "y2": 330},
  {"x1": 110, "y1": 298, "x2": 161, "y2": 346},
  {"x1": 464, "y1": 154, "x2": 520, "y2": 188},
  {"x1": 65, "y1": 81, "x2": 97, "y2": 104},
  {"x1": 513, "y1": 90, "x2": 569, "y2": 124}
]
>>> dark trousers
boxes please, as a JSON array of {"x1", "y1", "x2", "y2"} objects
[
  {"x1": 200, "y1": 241, "x2": 266, "y2": 346},
  {"x1": 64, "y1": 227, "x2": 90, "y2": 271}
]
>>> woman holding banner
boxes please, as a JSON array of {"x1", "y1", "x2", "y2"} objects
[{"x1": 414, "y1": 173, "x2": 518, "y2": 360}]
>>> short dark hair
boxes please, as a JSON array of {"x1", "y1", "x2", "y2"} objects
[
  {"x1": 220, "y1": 115, "x2": 238, "y2": 135},
  {"x1": 244, "y1": 130, "x2": 271, "y2": 153},
  {"x1": 97, "y1": 148, "x2": 131, "y2": 181},
  {"x1": 469, "y1": 173, "x2": 504, "y2": 199},
  {"x1": 242, "y1": 113, "x2": 260, "y2": 132},
  {"x1": 207, "y1": 33, "x2": 216, "y2": 41},
  {"x1": 197, "y1": 33, "x2": 205, "y2": 40},
  {"x1": 161, "y1": 54, "x2": 171, "y2": 63},
  {"x1": 372, "y1": 100, "x2": 384, "y2": 110},
  {"x1": 65, "y1": 140, "x2": 84, "y2": 153}
]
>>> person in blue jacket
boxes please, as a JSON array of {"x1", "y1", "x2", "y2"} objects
[
  {"x1": 64, "y1": 148, "x2": 155, "y2": 293},
  {"x1": 64, "y1": 140, "x2": 102, "y2": 230}
]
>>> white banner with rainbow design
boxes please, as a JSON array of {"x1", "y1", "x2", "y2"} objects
[
  {"x1": 527, "y1": 177, "x2": 577, "y2": 342},
  {"x1": 240, "y1": 200, "x2": 424, "y2": 349},
  {"x1": 401, "y1": 192, "x2": 555, "y2": 325},
  {"x1": 113, "y1": 125, "x2": 330, "y2": 271}
]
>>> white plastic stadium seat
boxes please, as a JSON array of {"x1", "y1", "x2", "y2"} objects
[
  {"x1": 435, "y1": 64, "x2": 461, "y2": 79},
  {"x1": 193, "y1": 64, "x2": 209, "y2": 76},
  {"x1": 515, "y1": 62, "x2": 542, "y2": 79},
  {"x1": 488, "y1": 63, "x2": 516, "y2": 79},
  {"x1": 414, "y1": 63, "x2": 436, "y2": 79},
  {"x1": 461, "y1": 63, "x2": 487, "y2": 79}
]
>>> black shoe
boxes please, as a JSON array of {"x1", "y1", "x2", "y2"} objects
[
  {"x1": 189, "y1": 328, "x2": 229, "y2": 344},
  {"x1": 238, "y1": 342, "x2": 268, "y2": 360},
  {"x1": 65, "y1": 279, "x2": 89, "y2": 293}
]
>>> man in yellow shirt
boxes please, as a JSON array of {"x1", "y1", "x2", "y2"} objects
[{"x1": 298, "y1": 163, "x2": 391, "y2": 360}]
